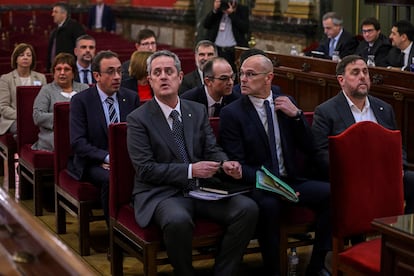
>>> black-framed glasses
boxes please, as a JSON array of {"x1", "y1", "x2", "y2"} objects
[
  {"x1": 100, "y1": 68, "x2": 122, "y2": 76},
  {"x1": 208, "y1": 73, "x2": 236, "y2": 82},
  {"x1": 140, "y1": 41, "x2": 157, "y2": 47},
  {"x1": 239, "y1": 71, "x2": 269, "y2": 79},
  {"x1": 362, "y1": 29, "x2": 375, "y2": 34}
]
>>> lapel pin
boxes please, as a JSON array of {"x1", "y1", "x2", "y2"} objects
[
  {"x1": 122, "y1": 98, "x2": 126, "y2": 102},
  {"x1": 379, "y1": 107, "x2": 383, "y2": 110},
  {"x1": 188, "y1": 113, "x2": 192, "y2": 117}
]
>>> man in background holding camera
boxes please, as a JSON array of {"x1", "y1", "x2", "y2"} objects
[{"x1": 203, "y1": 0, "x2": 249, "y2": 72}]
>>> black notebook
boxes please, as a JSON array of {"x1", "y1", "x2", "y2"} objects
[{"x1": 199, "y1": 177, "x2": 251, "y2": 195}]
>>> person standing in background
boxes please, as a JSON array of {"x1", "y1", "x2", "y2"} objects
[
  {"x1": 47, "y1": 2, "x2": 85, "y2": 72},
  {"x1": 203, "y1": 0, "x2": 249, "y2": 72},
  {"x1": 74, "y1": 34, "x2": 97, "y2": 85},
  {"x1": 87, "y1": 0, "x2": 116, "y2": 33}
]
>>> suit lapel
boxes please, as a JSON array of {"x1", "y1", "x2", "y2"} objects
[
  {"x1": 180, "y1": 102, "x2": 195, "y2": 161},
  {"x1": 242, "y1": 96, "x2": 269, "y2": 146},
  {"x1": 149, "y1": 100, "x2": 183, "y2": 161},
  {"x1": 335, "y1": 92, "x2": 356, "y2": 128},
  {"x1": 90, "y1": 87, "x2": 109, "y2": 135}
]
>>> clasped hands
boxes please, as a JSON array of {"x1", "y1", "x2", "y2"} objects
[{"x1": 192, "y1": 160, "x2": 242, "y2": 179}]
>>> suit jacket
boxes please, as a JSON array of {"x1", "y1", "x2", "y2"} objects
[
  {"x1": 180, "y1": 85, "x2": 240, "y2": 115},
  {"x1": 87, "y1": 4, "x2": 116, "y2": 32},
  {"x1": 312, "y1": 92, "x2": 398, "y2": 180},
  {"x1": 355, "y1": 33, "x2": 392, "y2": 67},
  {"x1": 0, "y1": 70, "x2": 46, "y2": 135},
  {"x1": 219, "y1": 91, "x2": 313, "y2": 185},
  {"x1": 47, "y1": 18, "x2": 85, "y2": 71},
  {"x1": 312, "y1": 29, "x2": 358, "y2": 59},
  {"x1": 68, "y1": 86, "x2": 139, "y2": 180},
  {"x1": 203, "y1": 4, "x2": 250, "y2": 47},
  {"x1": 73, "y1": 69, "x2": 97, "y2": 84},
  {"x1": 128, "y1": 98, "x2": 228, "y2": 227},
  {"x1": 386, "y1": 45, "x2": 414, "y2": 70},
  {"x1": 178, "y1": 70, "x2": 202, "y2": 95}
]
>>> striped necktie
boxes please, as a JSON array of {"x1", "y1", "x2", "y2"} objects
[{"x1": 106, "y1": 96, "x2": 118, "y2": 124}]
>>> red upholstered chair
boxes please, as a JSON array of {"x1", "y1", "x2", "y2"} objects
[
  {"x1": 53, "y1": 102, "x2": 104, "y2": 256},
  {"x1": 109, "y1": 123, "x2": 225, "y2": 276},
  {"x1": 329, "y1": 121, "x2": 404, "y2": 276},
  {"x1": 16, "y1": 86, "x2": 54, "y2": 216},
  {"x1": 0, "y1": 132, "x2": 17, "y2": 190}
]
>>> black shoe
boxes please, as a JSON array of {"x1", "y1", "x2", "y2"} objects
[{"x1": 305, "y1": 266, "x2": 331, "y2": 276}]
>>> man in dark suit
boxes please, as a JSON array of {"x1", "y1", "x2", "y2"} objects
[
  {"x1": 47, "y1": 2, "x2": 85, "y2": 72},
  {"x1": 355, "y1": 17, "x2": 392, "y2": 67},
  {"x1": 68, "y1": 50, "x2": 140, "y2": 222},
  {"x1": 178, "y1": 40, "x2": 217, "y2": 95},
  {"x1": 219, "y1": 54, "x2": 331, "y2": 276},
  {"x1": 310, "y1": 11, "x2": 358, "y2": 60},
  {"x1": 73, "y1": 34, "x2": 96, "y2": 85},
  {"x1": 203, "y1": 0, "x2": 249, "y2": 71},
  {"x1": 386, "y1": 20, "x2": 414, "y2": 71},
  {"x1": 127, "y1": 50, "x2": 258, "y2": 276},
  {"x1": 181, "y1": 57, "x2": 239, "y2": 117},
  {"x1": 87, "y1": 0, "x2": 116, "y2": 33},
  {"x1": 312, "y1": 55, "x2": 414, "y2": 214}
]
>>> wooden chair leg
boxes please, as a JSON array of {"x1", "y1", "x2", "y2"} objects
[
  {"x1": 79, "y1": 203, "x2": 91, "y2": 256},
  {"x1": 34, "y1": 172, "x2": 43, "y2": 216},
  {"x1": 56, "y1": 193, "x2": 67, "y2": 234}
]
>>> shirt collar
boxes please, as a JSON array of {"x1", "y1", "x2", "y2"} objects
[
  {"x1": 342, "y1": 90, "x2": 370, "y2": 111},
  {"x1": 154, "y1": 96, "x2": 181, "y2": 121}
]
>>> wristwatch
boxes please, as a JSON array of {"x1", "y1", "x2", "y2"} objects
[{"x1": 293, "y1": 109, "x2": 303, "y2": 120}]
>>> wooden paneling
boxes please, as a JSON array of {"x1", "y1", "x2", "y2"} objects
[{"x1": 236, "y1": 47, "x2": 414, "y2": 169}]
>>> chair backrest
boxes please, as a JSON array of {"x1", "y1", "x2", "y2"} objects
[
  {"x1": 303, "y1": 111, "x2": 313, "y2": 126},
  {"x1": 16, "y1": 85, "x2": 41, "y2": 152},
  {"x1": 109, "y1": 122, "x2": 134, "y2": 218},
  {"x1": 53, "y1": 102, "x2": 70, "y2": 186},
  {"x1": 329, "y1": 121, "x2": 404, "y2": 238},
  {"x1": 209, "y1": 117, "x2": 220, "y2": 139}
]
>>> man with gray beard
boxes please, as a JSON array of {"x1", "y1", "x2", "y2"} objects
[{"x1": 312, "y1": 54, "x2": 414, "y2": 214}]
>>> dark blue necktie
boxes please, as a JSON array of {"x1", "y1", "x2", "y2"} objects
[
  {"x1": 82, "y1": 69, "x2": 89, "y2": 84},
  {"x1": 213, "y1": 102, "x2": 221, "y2": 117},
  {"x1": 264, "y1": 100, "x2": 280, "y2": 176},
  {"x1": 106, "y1": 96, "x2": 118, "y2": 124},
  {"x1": 170, "y1": 110, "x2": 196, "y2": 191}
]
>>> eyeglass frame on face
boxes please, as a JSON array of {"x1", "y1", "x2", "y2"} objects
[
  {"x1": 100, "y1": 67, "x2": 122, "y2": 76},
  {"x1": 208, "y1": 73, "x2": 236, "y2": 82},
  {"x1": 140, "y1": 41, "x2": 157, "y2": 47},
  {"x1": 239, "y1": 71, "x2": 270, "y2": 79},
  {"x1": 362, "y1": 28, "x2": 375, "y2": 34}
]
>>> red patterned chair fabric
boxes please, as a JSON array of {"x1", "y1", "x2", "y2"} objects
[
  {"x1": 53, "y1": 102, "x2": 104, "y2": 256},
  {"x1": 329, "y1": 121, "x2": 404, "y2": 275},
  {"x1": 16, "y1": 85, "x2": 54, "y2": 216}
]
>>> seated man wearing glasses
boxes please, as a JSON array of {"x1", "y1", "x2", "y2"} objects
[
  {"x1": 68, "y1": 50, "x2": 140, "y2": 224},
  {"x1": 121, "y1": 29, "x2": 157, "y2": 81},
  {"x1": 219, "y1": 54, "x2": 331, "y2": 276},
  {"x1": 355, "y1": 17, "x2": 392, "y2": 67},
  {"x1": 180, "y1": 57, "x2": 240, "y2": 117}
]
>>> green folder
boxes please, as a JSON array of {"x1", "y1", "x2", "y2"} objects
[{"x1": 256, "y1": 166, "x2": 299, "y2": 203}]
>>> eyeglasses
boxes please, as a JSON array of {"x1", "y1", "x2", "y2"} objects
[
  {"x1": 209, "y1": 73, "x2": 236, "y2": 82},
  {"x1": 362, "y1": 29, "x2": 375, "y2": 34},
  {"x1": 140, "y1": 41, "x2": 156, "y2": 47},
  {"x1": 100, "y1": 68, "x2": 122, "y2": 76},
  {"x1": 239, "y1": 71, "x2": 269, "y2": 79}
]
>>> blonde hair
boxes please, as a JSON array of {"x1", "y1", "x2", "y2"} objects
[{"x1": 128, "y1": 51, "x2": 152, "y2": 80}]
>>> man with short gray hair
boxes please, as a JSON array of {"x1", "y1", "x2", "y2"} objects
[{"x1": 310, "y1": 11, "x2": 358, "y2": 60}]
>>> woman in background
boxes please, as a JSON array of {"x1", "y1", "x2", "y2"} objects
[
  {"x1": 0, "y1": 43, "x2": 46, "y2": 135},
  {"x1": 32, "y1": 53, "x2": 88, "y2": 151},
  {"x1": 121, "y1": 50, "x2": 152, "y2": 101}
]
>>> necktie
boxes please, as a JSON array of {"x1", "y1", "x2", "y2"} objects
[
  {"x1": 106, "y1": 96, "x2": 118, "y2": 124},
  {"x1": 329, "y1": 38, "x2": 336, "y2": 57},
  {"x1": 213, "y1": 102, "x2": 221, "y2": 117},
  {"x1": 170, "y1": 110, "x2": 196, "y2": 191},
  {"x1": 400, "y1": 52, "x2": 406, "y2": 68},
  {"x1": 82, "y1": 69, "x2": 89, "y2": 84},
  {"x1": 264, "y1": 100, "x2": 280, "y2": 176}
]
